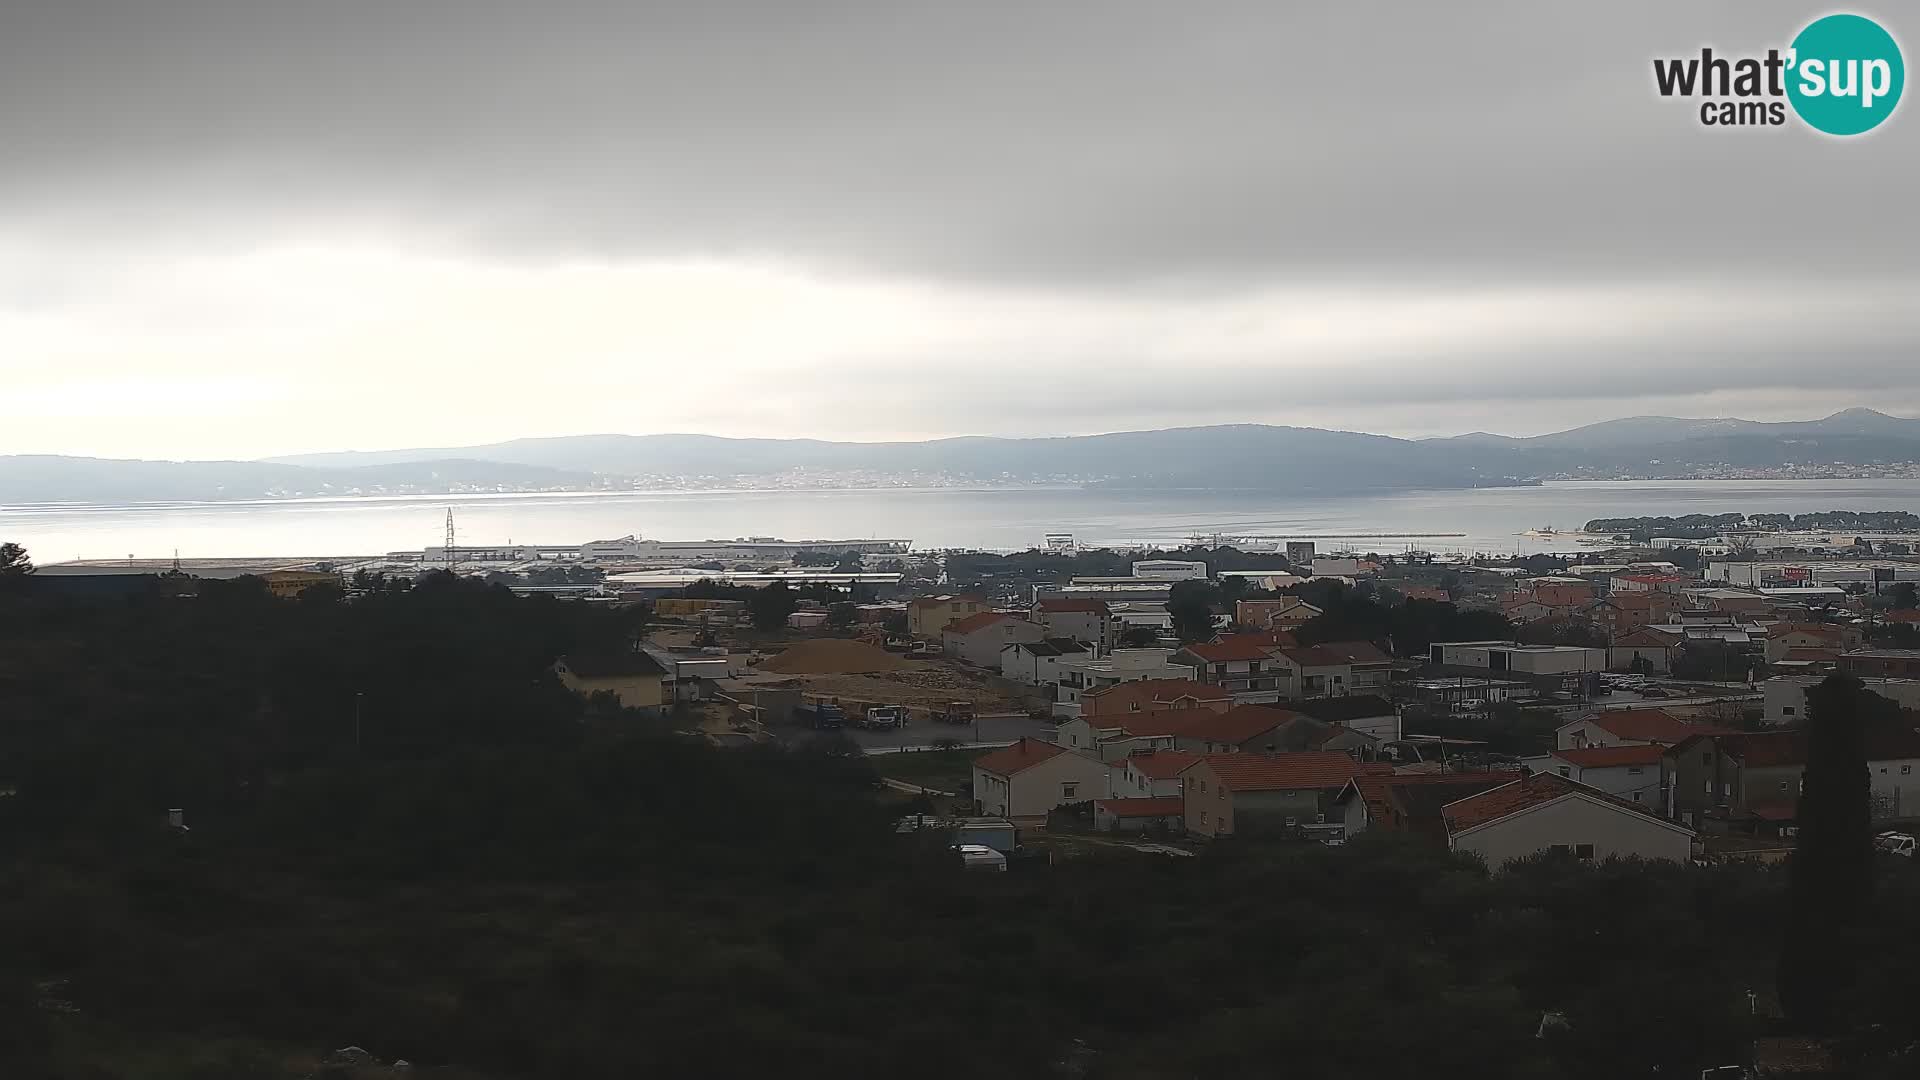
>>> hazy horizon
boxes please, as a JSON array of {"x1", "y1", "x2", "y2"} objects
[{"x1": 0, "y1": 405, "x2": 1911, "y2": 464}]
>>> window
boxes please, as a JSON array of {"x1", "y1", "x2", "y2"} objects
[
  {"x1": 1627, "y1": 766, "x2": 1643, "y2": 775},
  {"x1": 1062, "y1": 784, "x2": 1077, "y2": 799},
  {"x1": 1701, "y1": 752, "x2": 1711, "y2": 766},
  {"x1": 1557, "y1": 766, "x2": 1571, "y2": 777},
  {"x1": 1779, "y1": 780, "x2": 1789, "y2": 792},
  {"x1": 1200, "y1": 810, "x2": 1209, "y2": 826},
  {"x1": 1632, "y1": 792, "x2": 1642, "y2": 802},
  {"x1": 1782, "y1": 706, "x2": 1796, "y2": 716},
  {"x1": 1217, "y1": 787, "x2": 1224, "y2": 801},
  {"x1": 1549, "y1": 844, "x2": 1570, "y2": 855},
  {"x1": 1575, "y1": 843, "x2": 1595, "y2": 860},
  {"x1": 1905, "y1": 765, "x2": 1913, "y2": 775},
  {"x1": 1284, "y1": 817, "x2": 1297, "y2": 827}
]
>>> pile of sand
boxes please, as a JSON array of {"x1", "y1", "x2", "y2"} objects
[{"x1": 757, "y1": 638, "x2": 909, "y2": 675}]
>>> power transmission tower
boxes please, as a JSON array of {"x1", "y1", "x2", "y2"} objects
[{"x1": 445, "y1": 508, "x2": 457, "y2": 573}]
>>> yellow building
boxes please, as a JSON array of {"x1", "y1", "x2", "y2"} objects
[
  {"x1": 906, "y1": 594, "x2": 990, "y2": 639},
  {"x1": 554, "y1": 652, "x2": 668, "y2": 709},
  {"x1": 260, "y1": 569, "x2": 341, "y2": 599}
]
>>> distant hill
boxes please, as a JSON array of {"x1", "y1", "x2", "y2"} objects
[
  {"x1": 12, "y1": 409, "x2": 1920, "y2": 504},
  {"x1": 268, "y1": 425, "x2": 1531, "y2": 493},
  {"x1": 1426, "y1": 408, "x2": 1920, "y2": 472}
]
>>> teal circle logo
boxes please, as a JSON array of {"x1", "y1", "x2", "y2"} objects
[{"x1": 1787, "y1": 14, "x2": 1904, "y2": 135}]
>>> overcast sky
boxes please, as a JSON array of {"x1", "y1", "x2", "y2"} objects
[{"x1": 2, "y1": 1, "x2": 1915, "y2": 459}]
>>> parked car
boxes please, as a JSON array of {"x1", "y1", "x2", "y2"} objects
[{"x1": 1875, "y1": 831, "x2": 1915, "y2": 857}]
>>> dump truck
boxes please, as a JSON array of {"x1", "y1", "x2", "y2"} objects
[
  {"x1": 859, "y1": 704, "x2": 907, "y2": 731},
  {"x1": 796, "y1": 700, "x2": 845, "y2": 730},
  {"x1": 930, "y1": 700, "x2": 976, "y2": 726}
]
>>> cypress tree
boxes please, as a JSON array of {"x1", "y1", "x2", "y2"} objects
[{"x1": 1778, "y1": 673, "x2": 1874, "y2": 1030}]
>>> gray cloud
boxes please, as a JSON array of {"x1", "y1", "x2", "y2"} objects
[
  {"x1": 5, "y1": 1, "x2": 1912, "y2": 280},
  {"x1": 0, "y1": 1, "x2": 1915, "y2": 456}
]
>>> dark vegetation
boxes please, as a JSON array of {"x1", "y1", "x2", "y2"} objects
[
  {"x1": 4, "y1": 550, "x2": 1919, "y2": 1077},
  {"x1": 1286, "y1": 581, "x2": 1513, "y2": 655},
  {"x1": 1586, "y1": 510, "x2": 1920, "y2": 539}
]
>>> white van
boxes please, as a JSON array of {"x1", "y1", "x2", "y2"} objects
[{"x1": 954, "y1": 844, "x2": 1008, "y2": 872}]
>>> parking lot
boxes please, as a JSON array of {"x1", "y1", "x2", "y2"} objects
[{"x1": 844, "y1": 712, "x2": 1055, "y2": 752}]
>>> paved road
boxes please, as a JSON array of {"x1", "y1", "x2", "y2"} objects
[{"x1": 840, "y1": 713, "x2": 1056, "y2": 752}]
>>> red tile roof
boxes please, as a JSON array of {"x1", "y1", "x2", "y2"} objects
[
  {"x1": 1100, "y1": 712, "x2": 1207, "y2": 738},
  {"x1": 1278, "y1": 644, "x2": 1362, "y2": 667},
  {"x1": 1121, "y1": 749, "x2": 1203, "y2": 779},
  {"x1": 1619, "y1": 574, "x2": 1691, "y2": 585},
  {"x1": 1093, "y1": 796, "x2": 1186, "y2": 818},
  {"x1": 1767, "y1": 622, "x2": 1849, "y2": 639},
  {"x1": 1882, "y1": 609, "x2": 1920, "y2": 625},
  {"x1": 1611, "y1": 629, "x2": 1678, "y2": 648},
  {"x1": 1550, "y1": 744, "x2": 1667, "y2": 768},
  {"x1": 943, "y1": 611, "x2": 1019, "y2": 635},
  {"x1": 1036, "y1": 599, "x2": 1111, "y2": 614},
  {"x1": 1443, "y1": 771, "x2": 1668, "y2": 834},
  {"x1": 1177, "y1": 704, "x2": 1302, "y2": 745},
  {"x1": 1306, "y1": 640, "x2": 1393, "y2": 665},
  {"x1": 909, "y1": 594, "x2": 984, "y2": 608},
  {"x1": 1600, "y1": 592, "x2": 1678, "y2": 610},
  {"x1": 1187, "y1": 752, "x2": 1368, "y2": 792},
  {"x1": 973, "y1": 737, "x2": 1070, "y2": 777},
  {"x1": 1396, "y1": 585, "x2": 1452, "y2": 603},
  {"x1": 1579, "y1": 708, "x2": 1728, "y2": 745},
  {"x1": 1343, "y1": 771, "x2": 1522, "y2": 836},
  {"x1": 1443, "y1": 773, "x2": 1579, "y2": 832},
  {"x1": 1181, "y1": 636, "x2": 1283, "y2": 662},
  {"x1": 1083, "y1": 678, "x2": 1231, "y2": 711},
  {"x1": 1782, "y1": 647, "x2": 1841, "y2": 662}
]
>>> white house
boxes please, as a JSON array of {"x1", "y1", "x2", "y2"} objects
[
  {"x1": 1109, "y1": 749, "x2": 1202, "y2": 799},
  {"x1": 1442, "y1": 773, "x2": 1695, "y2": 868},
  {"x1": 942, "y1": 611, "x2": 1045, "y2": 668},
  {"x1": 1031, "y1": 599, "x2": 1115, "y2": 648},
  {"x1": 1051, "y1": 649, "x2": 1197, "y2": 707},
  {"x1": 999, "y1": 638, "x2": 1089, "y2": 685},
  {"x1": 1555, "y1": 708, "x2": 1718, "y2": 750},
  {"x1": 1518, "y1": 744, "x2": 1666, "y2": 807},
  {"x1": 971, "y1": 738, "x2": 1112, "y2": 819},
  {"x1": 1054, "y1": 712, "x2": 1195, "y2": 762}
]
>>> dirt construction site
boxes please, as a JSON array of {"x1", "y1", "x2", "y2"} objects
[{"x1": 749, "y1": 638, "x2": 1030, "y2": 714}]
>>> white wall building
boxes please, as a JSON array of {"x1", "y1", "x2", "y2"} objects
[
  {"x1": 1429, "y1": 641, "x2": 1607, "y2": 676},
  {"x1": 1129, "y1": 559, "x2": 1208, "y2": 581},
  {"x1": 1764, "y1": 674, "x2": 1920, "y2": 725}
]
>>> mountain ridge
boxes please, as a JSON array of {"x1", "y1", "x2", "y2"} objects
[{"x1": 8, "y1": 409, "x2": 1920, "y2": 504}]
